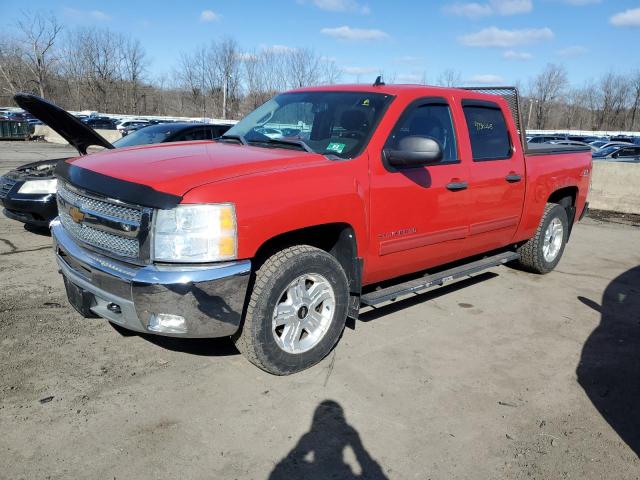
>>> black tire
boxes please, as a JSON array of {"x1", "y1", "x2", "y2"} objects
[
  {"x1": 516, "y1": 203, "x2": 569, "y2": 274},
  {"x1": 233, "y1": 245, "x2": 349, "y2": 375}
]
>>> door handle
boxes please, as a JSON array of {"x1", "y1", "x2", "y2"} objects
[
  {"x1": 446, "y1": 181, "x2": 468, "y2": 191},
  {"x1": 505, "y1": 173, "x2": 522, "y2": 183}
]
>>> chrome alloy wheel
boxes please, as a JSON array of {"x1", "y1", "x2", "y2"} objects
[
  {"x1": 272, "y1": 273, "x2": 336, "y2": 354},
  {"x1": 543, "y1": 217, "x2": 564, "y2": 262}
]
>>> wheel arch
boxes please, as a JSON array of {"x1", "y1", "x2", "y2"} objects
[{"x1": 547, "y1": 185, "x2": 579, "y2": 237}]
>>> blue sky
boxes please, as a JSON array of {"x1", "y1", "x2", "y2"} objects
[{"x1": 1, "y1": 0, "x2": 639, "y2": 87}]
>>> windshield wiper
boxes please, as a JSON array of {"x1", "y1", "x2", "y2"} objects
[
  {"x1": 218, "y1": 134, "x2": 248, "y2": 145},
  {"x1": 249, "y1": 138, "x2": 314, "y2": 153}
]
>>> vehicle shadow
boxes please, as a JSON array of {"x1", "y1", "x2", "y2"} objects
[
  {"x1": 359, "y1": 272, "x2": 498, "y2": 322},
  {"x1": 109, "y1": 323, "x2": 239, "y2": 357},
  {"x1": 576, "y1": 266, "x2": 640, "y2": 458},
  {"x1": 268, "y1": 400, "x2": 388, "y2": 480},
  {"x1": 24, "y1": 223, "x2": 51, "y2": 236}
]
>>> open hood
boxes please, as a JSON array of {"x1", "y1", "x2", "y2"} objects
[{"x1": 13, "y1": 93, "x2": 114, "y2": 155}]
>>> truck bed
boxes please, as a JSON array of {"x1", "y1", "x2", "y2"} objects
[{"x1": 525, "y1": 143, "x2": 592, "y2": 156}]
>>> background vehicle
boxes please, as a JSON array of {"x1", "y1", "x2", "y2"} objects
[
  {"x1": 592, "y1": 144, "x2": 640, "y2": 162},
  {"x1": 0, "y1": 95, "x2": 232, "y2": 227},
  {"x1": 113, "y1": 122, "x2": 232, "y2": 146},
  {"x1": 115, "y1": 119, "x2": 149, "y2": 131},
  {"x1": 597, "y1": 141, "x2": 634, "y2": 150},
  {"x1": 82, "y1": 117, "x2": 118, "y2": 130},
  {"x1": 46, "y1": 84, "x2": 592, "y2": 375},
  {"x1": 527, "y1": 134, "x2": 566, "y2": 144},
  {"x1": 546, "y1": 140, "x2": 598, "y2": 152}
]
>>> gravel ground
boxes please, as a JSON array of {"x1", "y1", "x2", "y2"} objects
[{"x1": 1, "y1": 141, "x2": 639, "y2": 479}]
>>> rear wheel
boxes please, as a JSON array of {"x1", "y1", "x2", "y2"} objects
[
  {"x1": 233, "y1": 245, "x2": 349, "y2": 375},
  {"x1": 516, "y1": 203, "x2": 569, "y2": 274}
]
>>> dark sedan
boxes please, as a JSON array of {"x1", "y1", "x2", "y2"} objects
[
  {"x1": 592, "y1": 145, "x2": 640, "y2": 163},
  {"x1": 1, "y1": 93, "x2": 234, "y2": 227}
]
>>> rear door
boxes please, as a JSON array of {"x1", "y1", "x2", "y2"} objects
[{"x1": 460, "y1": 99, "x2": 526, "y2": 254}]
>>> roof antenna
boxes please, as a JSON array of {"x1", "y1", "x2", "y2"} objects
[{"x1": 373, "y1": 75, "x2": 385, "y2": 87}]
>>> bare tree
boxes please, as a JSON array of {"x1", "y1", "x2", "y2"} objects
[
  {"x1": 436, "y1": 68, "x2": 462, "y2": 87},
  {"x1": 16, "y1": 11, "x2": 62, "y2": 98},
  {"x1": 528, "y1": 63, "x2": 568, "y2": 129},
  {"x1": 629, "y1": 71, "x2": 640, "y2": 131}
]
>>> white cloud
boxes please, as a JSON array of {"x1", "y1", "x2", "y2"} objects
[
  {"x1": 307, "y1": 0, "x2": 371, "y2": 14},
  {"x1": 459, "y1": 26, "x2": 554, "y2": 47},
  {"x1": 261, "y1": 44, "x2": 297, "y2": 53},
  {"x1": 200, "y1": 10, "x2": 219, "y2": 22},
  {"x1": 342, "y1": 66, "x2": 379, "y2": 75},
  {"x1": 467, "y1": 74, "x2": 504, "y2": 84},
  {"x1": 444, "y1": 0, "x2": 531, "y2": 18},
  {"x1": 610, "y1": 8, "x2": 640, "y2": 27},
  {"x1": 321, "y1": 25, "x2": 389, "y2": 41},
  {"x1": 557, "y1": 45, "x2": 588, "y2": 57},
  {"x1": 90, "y1": 10, "x2": 111, "y2": 21},
  {"x1": 503, "y1": 50, "x2": 532, "y2": 60}
]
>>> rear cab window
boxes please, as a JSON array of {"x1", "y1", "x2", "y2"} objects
[{"x1": 462, "y1": 100, "x2": 512, "y2": 161}]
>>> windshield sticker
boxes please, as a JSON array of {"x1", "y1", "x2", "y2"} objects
[
  {"x1": 362, "y1": 98, "x2": 370, "y2": 106},
  {"x1": 327, "y1": 142, "x2": 346, "y2": 154}
]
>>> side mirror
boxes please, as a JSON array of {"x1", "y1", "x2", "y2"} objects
[{"x1": 384, "y1": 136, "x2": 443, "y2": 168}]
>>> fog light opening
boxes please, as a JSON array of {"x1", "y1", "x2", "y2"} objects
[
  {"x1": 107, "y1": 303, "x2": 122, "y2": 314},
  {"x1": 148, "y1": 313, "x2": 187, "y2": 334}
]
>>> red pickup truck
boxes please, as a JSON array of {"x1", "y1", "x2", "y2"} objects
[{"x1": 43, "y1": 83, "x2": 591, "y2": 374}]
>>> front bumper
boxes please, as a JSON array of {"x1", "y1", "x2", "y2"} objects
[{"x1": 51, "y1": 218, "x2": 251, "y2": 338}]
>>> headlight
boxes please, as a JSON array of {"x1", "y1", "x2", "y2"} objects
[
  {"x1": 153, "y1": 204, "x2": 237, "y2": 262},
  {"x1": 18, "y1": 179, "x2": 57, "y2": 194}
]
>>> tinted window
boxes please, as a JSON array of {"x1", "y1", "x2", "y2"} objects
[
  {"x1": 385, "y1": 102, "x2": 458, "y2": 163},
  {"x1": 619, "y1": 147, "x2": 640, "y2": 157},
  {"x1": 463, "y1": 105, "x2": 511, "y2": 161}
]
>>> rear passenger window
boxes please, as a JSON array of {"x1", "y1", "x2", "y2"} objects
[{"x1": 463, "y1": 104, "x2": 511, "y2": 161}]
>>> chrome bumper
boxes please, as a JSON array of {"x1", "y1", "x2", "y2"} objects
[{"x1": 51, "y1": 218, "x2": 251, "y2": 338}]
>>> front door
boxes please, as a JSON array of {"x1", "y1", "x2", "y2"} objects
[{"x1": 366, "y1": 98, "x2": 471, "y2": 284}]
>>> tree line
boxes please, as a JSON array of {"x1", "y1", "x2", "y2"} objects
[{"x1": 1, "y1": 11, "x2": 639, "y2": 131}]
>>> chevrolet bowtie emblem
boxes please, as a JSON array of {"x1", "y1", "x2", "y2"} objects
[{"x1": 69, "y1": 206, "x2": 85, "y2": 224}]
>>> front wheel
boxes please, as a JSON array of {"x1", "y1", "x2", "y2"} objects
[
  {"x1": 233, "y1": 245, "x2": 349, "y2": 375},
  {"x1": 516, "y1": 203, "x2": 569, "y2": 274}
]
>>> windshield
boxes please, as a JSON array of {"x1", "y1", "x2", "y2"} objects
[
  {"x1": 113, "y1": 124, "x2": 181, "y2": 147},
  {"x1": 224, "y1": 91, "x2": 393, "y2": 159}
]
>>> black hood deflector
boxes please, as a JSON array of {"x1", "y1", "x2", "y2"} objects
[
  {"x1": 55, "y1": 161, "x2": 181, "y2": 210},
  {"x1": 13, "y1": 93, "x2": 114, "y2": 155}
]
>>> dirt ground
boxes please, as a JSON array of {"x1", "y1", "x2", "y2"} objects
[{"x1": 1, "y1": 141, "x2": 639, "y2": 479}]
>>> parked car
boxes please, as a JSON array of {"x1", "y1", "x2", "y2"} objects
[
  {"x1": 546, "y1": 140, "x2": 598, "y2": 152},
  {"x1": 45, "y1": 84, "x2": 592, "y2": 375},
  {"x1": 82, "y1": 117, "x2": 118, "y2": 130},
  {"x1": 588, "y1": 140, "x2": 608, "y2": 149},
  {"x1": 592, "y1": 144, "x2": 640, "y2": 162},
  {"x1": 597, "y1": 141, "x2": 634, "y2": 150},
  {"x1": 0, "y1": 94, "x2": 232, "y2": 227},
  {"x1": 115, "y1": 119, "x2": 149, "y2": 131},
  {"x1": 113, "y1": 122, "x2": 231, "y2": 146},
  {"x1": 527, "y1": 134, "x2": 567, "y2": 144}
]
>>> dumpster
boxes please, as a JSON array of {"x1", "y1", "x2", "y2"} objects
[{"x1": 0, "y1": 120, "x2": 33, "y2": 140}]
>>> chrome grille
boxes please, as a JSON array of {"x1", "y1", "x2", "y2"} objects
[
  {"x1": 56, "y1": 181, "x2": 148, "y2": 261},
  {"x1": 60, "y1": 212, "x2": 140, "y2": 258},
  {"x1": 0, "y1": 176, "x2": 17, "y2": 199},
  {"x1": 57, "y1": 182, "x2": 142, "y2": 223}
]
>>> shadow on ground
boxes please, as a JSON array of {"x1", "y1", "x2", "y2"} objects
[
  {"x1": 269, "y1": 400, "x2": 388, "y2": 479},
  {"x1": 577, "y1": 266, "x2": 640, "y2": 458},
  {"x1": 109, "y1": 322, "x2": 239, "y2": 357}
]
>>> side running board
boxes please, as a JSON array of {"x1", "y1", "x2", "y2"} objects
[{"x1": 360, "y1": 251, "x2": 520, "y2": 306}]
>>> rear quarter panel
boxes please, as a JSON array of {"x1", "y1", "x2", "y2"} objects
[{"x1": 515, "y1": 151, "x2": 591, "y2": 242}]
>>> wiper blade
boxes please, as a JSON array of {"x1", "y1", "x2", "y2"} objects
[
  {"x1": 250, "y1": 138, "x2": 314, "y2": 153},
  {"x1": 218, "y1": 134, "x2": 248, "y2": 145}
]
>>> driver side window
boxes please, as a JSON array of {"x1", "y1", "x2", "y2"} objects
[{"x1": 386, "y1": 102, "x2": 459, "y2": 163}]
